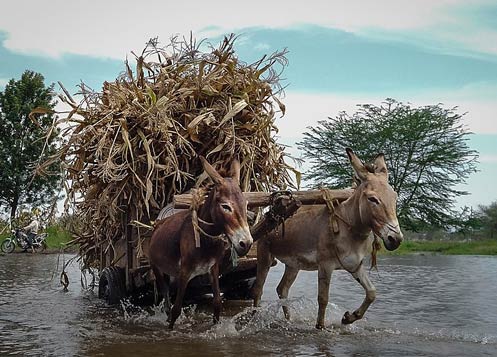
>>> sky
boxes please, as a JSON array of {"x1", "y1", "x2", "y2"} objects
[{"x1": 1, "y1": 0, "x2": 496, "y2": 210}]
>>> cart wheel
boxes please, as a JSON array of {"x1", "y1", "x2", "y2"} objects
[
  {"x1": 98, "y1": 266, "x2": 126, "y2": 305},
  {"x1": 223, "y1": 278, "x2": 256, "y2": 300}
]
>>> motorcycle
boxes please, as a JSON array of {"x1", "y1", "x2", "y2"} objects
[{"x1": 1, "y1": 229, "x2": 48, "y2": 254}]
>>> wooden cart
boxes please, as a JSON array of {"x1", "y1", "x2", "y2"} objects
[{"x1": 97, "y1": 189, "x2": 353, "y2": 305}]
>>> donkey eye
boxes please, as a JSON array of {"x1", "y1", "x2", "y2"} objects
[
  {"x1": 368, "y1": 196, "x2": 380, "y2": 205},
  {"x1": 221, "y1": 203, "x2": 232, "y2": 213}
]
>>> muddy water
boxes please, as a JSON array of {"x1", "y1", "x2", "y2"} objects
[{"x1": 1, "y1": 253, "x2": 496, "y2": 356}]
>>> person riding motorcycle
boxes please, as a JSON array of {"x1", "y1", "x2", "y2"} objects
[{"x1": 23, "y1": 209, "x2": 41, "y2": 248}]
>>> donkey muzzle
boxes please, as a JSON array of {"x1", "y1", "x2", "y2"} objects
[
  {"x1": 384, "y1": 235, "x2": 402, "y2": 251},
  {"x1": 230, "y1": 227, "x2": 253, "y2": 256},
  {"x1": 379, "y1": 223, "x2": 403, "y2": 251}
]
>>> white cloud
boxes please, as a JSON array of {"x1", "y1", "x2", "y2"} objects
[
  {"x1": 277, "y1": 89, "x2": 497, "y2": 142},
  {"x1": 254, "y1": 43, "x2": 271, "y2": 51},
  {"x1": 480, "y1": 155, "x2": 497, "y2": 163},
  {"x1": 0, "y1": 78, "x2": 9, "y2": 88},
  {"x1": 404, "y1": 83, "x2": 497, "y2": 134},
  {"x1": 0, "y1": 0, "x2": 490, "y2": 59}
]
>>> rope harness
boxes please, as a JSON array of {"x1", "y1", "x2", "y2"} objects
[
  {"x1": 189, "y1": 188, "x2": 228, "y2": 248},
  {"x1": 321, "y1": 188, "x2": 380, "y2": 272}
]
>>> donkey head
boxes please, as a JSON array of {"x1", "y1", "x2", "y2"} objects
[
  {"x1": 200, "y1": 157, "x2": 253, "y2": 256},
  {"x1": 346, "y1": 148, "x2": 403, "y2": 251}
]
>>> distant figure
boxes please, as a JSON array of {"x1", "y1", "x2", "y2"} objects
[{"x1": 23, "y1": 209, "x2": 41, "y2": 248}]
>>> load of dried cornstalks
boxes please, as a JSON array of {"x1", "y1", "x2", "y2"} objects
[{"x1": 39, "y1": 34, "x2": 297, "y2": 268}]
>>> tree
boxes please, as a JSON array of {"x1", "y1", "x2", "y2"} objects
[
  {"x1": 478, "y1": 201, "x2": 497, "y2": 238},
  {"x1": 450, "y1": 206, "x2": 482, "y2": 238},
  {"x1": 298, "y1": 99, "x2": 478, "y2": 231},
  {"x1": 0, "y1": 70, "x2": 61, "y2": 221}
]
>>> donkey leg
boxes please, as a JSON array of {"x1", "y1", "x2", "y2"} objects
[
  {"x1": 169, "y1": 270, "x2": 191, "y2": 329},
  {"x1": 252, "y1": 239, "x2": 273, "y2": 307},
  {"x1": 276, "y1": 265, "x2": 299, "y2": 320},
  {"x1": 316, "y1": 264, "x2": 333, "y2": 330},
  {"x1": 152, "y1": 267, "x2": 171, "y2": 313},
  {"x1": 209, "y1": 263, "x2": 222, "y2": 323},
  {"x1": 161, "y1": 274, "x2": 172, "y2": 314},
  {"x1": 342, "y1": 265, "x2": 376, "y2": 325}
]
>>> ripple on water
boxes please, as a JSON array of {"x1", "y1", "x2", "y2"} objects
[{"x1": 1, "y1": 254, "x2": 497, "y2": 356}]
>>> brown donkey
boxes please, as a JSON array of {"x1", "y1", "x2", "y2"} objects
[
  {"x1": 149, "y1": 157, "x2": 253, "y2": 329},
  {"x1": 252, "y1": 148, "x2": 403, "y2": 329}
]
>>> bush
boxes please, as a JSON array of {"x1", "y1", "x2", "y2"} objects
[{"x1": 44, "y1": 224, "x2": 73, "y2": 249}]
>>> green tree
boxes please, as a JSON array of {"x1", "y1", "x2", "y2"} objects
[
  {"x1": 0, "y1": 70, "x2": 60, "y2": 221},
  {"x1": 298, "y1": 99, "x2": 479, "y2": 231},
  {"x1": 450, "y1": 206, "x2": 483, "y2": 238},
  {"x1": 478, "y1": 201, "x2": 497, "y2": 238}
]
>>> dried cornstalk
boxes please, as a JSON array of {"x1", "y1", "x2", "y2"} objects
[{"x1": 40, "y1": 34, "x2": 298, "y2": 268}]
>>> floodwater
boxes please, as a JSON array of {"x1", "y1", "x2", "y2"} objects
[{"x1": 1, "y1": 253, "x2": 496, "y2": 357}]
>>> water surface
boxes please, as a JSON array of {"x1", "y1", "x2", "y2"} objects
[{"x1": 0, "y1": 253, "x2": 496, "y2": 356}]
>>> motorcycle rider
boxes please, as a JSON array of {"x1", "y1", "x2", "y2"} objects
[{"x1": 23, "y1": 209, "x2": 40, "y2": 248}]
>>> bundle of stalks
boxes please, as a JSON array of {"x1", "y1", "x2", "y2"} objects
[{"x1": 39, "y1": 34, "x2": 297, "y2": 268}]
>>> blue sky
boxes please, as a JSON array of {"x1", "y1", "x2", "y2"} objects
[{"x1": 1, "y1": 0, "x2": 496, "y2": 209}]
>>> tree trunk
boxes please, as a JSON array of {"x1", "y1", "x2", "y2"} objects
[{"x1": 9, "y1": 196, "x2": 19, "y2": 222}]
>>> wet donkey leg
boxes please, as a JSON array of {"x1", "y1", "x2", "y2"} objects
[
  {"x1": 169, "y1": 270, "x2": 191, "y2": 329},
  {"x1": 342, "y1": 265, "x2": 376, "y2": 325},
  {"x1": 153, "y1": 267, "x2": 171, "y2": 314},
  {"x1": 276, "y1": 265, "x2": 299, "y2": 320},
  {"x1": 210, "y1": 263, "x2": 222, "y2": 323},
  {"x1": 316, "y1": 264, "x2": 333, "y2": 329},
  {"x1": 252, "y1": 239, "x2": 273, "y2": 307}
]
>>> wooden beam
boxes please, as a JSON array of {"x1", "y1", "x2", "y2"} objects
[{"x1": 173, "y1": 188, "x2": 354, "y2": 209}]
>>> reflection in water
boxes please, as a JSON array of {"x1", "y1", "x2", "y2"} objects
[{"x1": 0, "y1": 253, "x2": 496, "y2": 356}]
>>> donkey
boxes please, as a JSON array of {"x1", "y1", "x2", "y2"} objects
[
  {"x1": 252, "y1": 148, "x2": 403, "y2": 329},
  {"x1": 149, "y1": 157, "x2": 253, "y2": 329}
]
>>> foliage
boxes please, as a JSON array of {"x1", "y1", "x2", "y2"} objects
[
  {"x1": 0, "y1": 223, "x2": 73, "y2": 250},
  {"x1": 478, "y1": 201, "x2": 497, "y2": 238},
  {"x1": 55, "y1": 213, "x2": 83, "y2": 235},
  {"x1": 44, "y1": 224, "x2": 73, "y2": 249},
  {"x1": 449, "y1": 206, "x2": 483, "y2": 237},
  {"x1": 40, "y1": 35, "x2": 295, "y2": 267},
  {"x1": 298, "y1": 99, "x2": 478, "y2": 231},
  {"x1": 0, "y1": 217, "x2": 9, "y2": 238},
  {"x1": 0, "y1": 70, "x2": 61, "y2": 220}
]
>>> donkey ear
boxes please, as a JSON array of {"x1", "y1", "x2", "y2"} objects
[
  {"x1": 373, "y1": 153, "x2": 388, "y2": 179},
  {"x1": 200, "y1": 156, "x2": 223, "y2": 185},
  {"x1": 346, "y1": 148, "x2": 369, "y2": 181},
  {"x1": 230, "y1": 159, "x2": 241, "y2": 184}
]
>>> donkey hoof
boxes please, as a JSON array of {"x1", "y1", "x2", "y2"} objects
[
  {"x1": 315, "y1": 323, "x2": 325, "y2": 330},
  {"x1": 283, "y1": 307, "x2": 291, "y2": 320},
  {"x1": 341, "y1": 311, "x2": 354, "y2": 325}
]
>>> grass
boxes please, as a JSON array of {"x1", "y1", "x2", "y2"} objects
[
  {"x1": 0, "y1": 225, "x2": 73, "y2": 251},
  {"x1": 44, "y1": 225, "x2": 73, "y2": 250},
  {"x1": 3, "y1": 226, "x2": 496, "y2": 255},
  {"x1": 382, "y1": 239, "x2": 497, "y2": 255}
]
